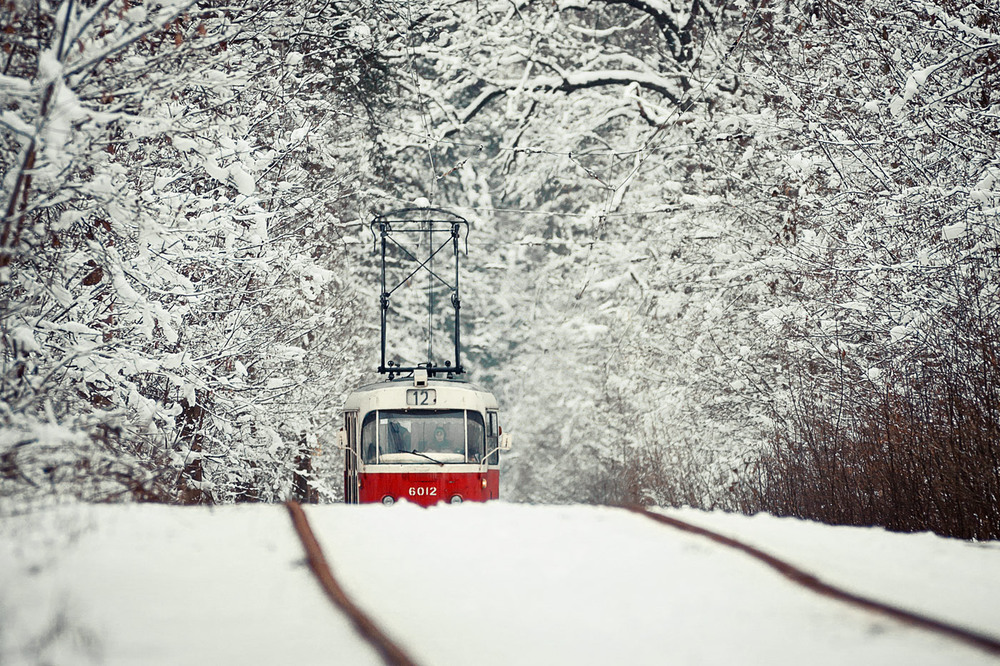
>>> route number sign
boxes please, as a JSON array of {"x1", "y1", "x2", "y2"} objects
[{"x1": 406, "y1": 389, "x2": 436, "y2": 406}]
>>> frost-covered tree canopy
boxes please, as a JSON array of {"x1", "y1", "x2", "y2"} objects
[{"x1": 2, "y1": 0, "x2": 998, "y2": 538}]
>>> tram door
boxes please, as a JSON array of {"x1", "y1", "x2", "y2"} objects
[{"x1": 343, "y1": 411, "x2": 359, "y2": 503}]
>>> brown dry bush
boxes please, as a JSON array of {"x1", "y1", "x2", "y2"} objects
[{"x1": 758, "y1": 312, "x2": 1000, "y2": 540}]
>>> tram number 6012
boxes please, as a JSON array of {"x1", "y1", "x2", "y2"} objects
[{"x1": 409, "y1": 487, "x2": 438, "y2": 497}]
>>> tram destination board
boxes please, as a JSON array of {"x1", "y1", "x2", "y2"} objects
[{"x1": 406, "y1": 389, "x2": 437, "y2": 406}]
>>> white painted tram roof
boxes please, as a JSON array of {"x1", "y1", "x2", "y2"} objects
[{"x1": 342, "y1": 375, "x2": 499, "y2": 413}]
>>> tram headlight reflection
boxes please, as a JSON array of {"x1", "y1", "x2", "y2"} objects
[{"x1": 381, "y1": 495, "x2": 395, "y2": 506}]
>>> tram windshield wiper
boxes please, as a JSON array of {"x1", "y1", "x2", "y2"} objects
[{"x1": 408, "y1": 449, "x2": 445, "y2": 466}]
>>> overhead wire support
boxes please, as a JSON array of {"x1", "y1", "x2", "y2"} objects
[{"x1": 370, "y1": 207, "x2": 470, "y2": 378}]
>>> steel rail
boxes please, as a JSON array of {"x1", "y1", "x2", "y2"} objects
[
  {"x1": 627, "y1": 505, "x2": 1000, "y2": 657},
  {"x1": 285, "y1": 502, "x2": 422, "y2": 666}
]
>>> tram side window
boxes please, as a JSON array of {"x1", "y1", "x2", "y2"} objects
[
  {"x1": 361, "y1": 412, "x2": 377, "y2": 463},
  {"x1": 467, "y1": 412, "x2": 485, "y2": 462},
  {"x1": 486, "y1": 411, "x2": 499, "y2": 465}
]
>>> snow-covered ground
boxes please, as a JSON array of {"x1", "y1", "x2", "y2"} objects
[{"x1": 1, "y1": 502, "x2": 998, "y2": 665}]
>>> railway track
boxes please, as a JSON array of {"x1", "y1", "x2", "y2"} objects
[
  {"x1": 285, "y1": 502, "x2": 422, "y2": 666},
  {"x1": 627, "y1": 506, "x2": 1000, "y2": 658},
  {"x1": 286, "y1": 501, "x2": 1000, "y2": 665}
]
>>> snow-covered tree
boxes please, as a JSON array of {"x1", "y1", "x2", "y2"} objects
[
  {"x1": 1, "y1": 0, "x2": 400, "y2": 506},
  {"x1": 737, "y1": 0, "x2": 1000, "y2": 537}
]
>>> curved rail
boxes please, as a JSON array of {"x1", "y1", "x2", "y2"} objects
[
  {"x1": 285, "y1": 501, "x2": 422, "y2": 666},
  {"x1": 627, "y1": 505, "x2": 1000, "y2": 657}
]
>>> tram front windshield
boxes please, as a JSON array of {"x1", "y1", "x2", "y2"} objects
[{"x1": 362, "y1": 409, "x2": 485, "y2": 464}]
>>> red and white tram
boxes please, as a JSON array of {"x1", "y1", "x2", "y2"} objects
[
  {"x1": 340, "y1": 368, "x2": 510, "y2": 506},
  {"x1": 338, "y1": 206, "x2": 511, "y2": 506}
]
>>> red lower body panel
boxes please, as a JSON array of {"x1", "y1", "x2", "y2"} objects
[{"x1": 357, "y1": 469, "x2": 500, "y2": 506}]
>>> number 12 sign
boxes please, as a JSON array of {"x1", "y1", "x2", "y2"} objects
[{"x1": 406, "y1": 389, "x2": 437, "y2": 406}]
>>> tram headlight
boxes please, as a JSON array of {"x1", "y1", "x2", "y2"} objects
[
  {"x1": 449, "y1": 495, "x2": 463, "y2": 504},
  {"x1": 381, "y1": 495, "x2": 395, "y2": 506}
]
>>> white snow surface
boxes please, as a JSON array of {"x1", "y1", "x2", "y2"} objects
[{"x1": 1, "y1": 503, "x2": 999, "y2": 666}]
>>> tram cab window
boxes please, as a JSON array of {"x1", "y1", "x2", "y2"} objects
[{"x1": 362, "y1": 410, "x2": 484, "y2": 464}]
